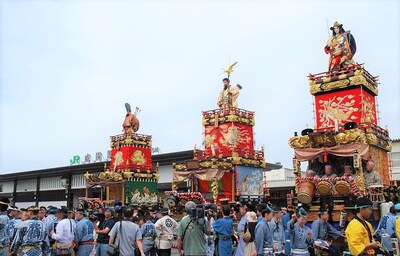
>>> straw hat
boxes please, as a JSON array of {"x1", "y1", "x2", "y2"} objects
[{"x1": 247, "y1": 211, "x2": 257, "y2": 222}]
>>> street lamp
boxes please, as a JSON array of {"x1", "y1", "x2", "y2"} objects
[{"x1": 60, "y1": 176, "x2": 70, "y2": 189}]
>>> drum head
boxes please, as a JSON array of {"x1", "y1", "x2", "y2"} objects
[
  {"x1": 336, "y1": 181, "x2": 350, "y2": 195},
  {"x1": 317, "y1": 181, "x2": 332, "y2": 195},
  {"x1": 192, "y1": 197, "x2": 202, "y2": 205},
  {"x1": 298, "y1": 193, "x2": 312, "y2": 204},
  {"x1": 166, "y1": 195, "x2": 178, "y2": 207}
]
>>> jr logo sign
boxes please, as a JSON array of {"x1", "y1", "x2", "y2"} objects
[{"x1": 70, "y1": 155, "x2": 81, "y2": 165}]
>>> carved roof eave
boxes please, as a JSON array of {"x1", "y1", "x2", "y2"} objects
[
  {"x1": 309, "y1": 73, "x2": 378, "y2": 96},
  {"x1": 110, "y1": 133, "x2": 152, "y2": 149},
  {"x1": 173, "y1": 157, "x2": 266, "y2": 172},
  {"x1": 202, "y1": 108, "x2": 255, "y2": 126},
  {"x1": 288, "y1": 129, "x2": 392, "y2": 151},
  {"x1": 84, "y1": 171, "x2": 159, "y2": 184}
]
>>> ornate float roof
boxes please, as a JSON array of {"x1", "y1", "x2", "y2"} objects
[{"x1": 308, "y1": 65, "x2": 379, "y2": 96}]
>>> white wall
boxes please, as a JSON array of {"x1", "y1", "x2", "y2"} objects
[
  {"x1": 37, "y1": 201, "x2": 67, "y2": 208},
  {"x1": 1, "y1": 181, "x2": 14, "y2": 193},
  {"x1": 265, "y1": 168, "x2": 295, "y2": 181},
  {"x1": 16, "y1": 179, "x2": 36, "y2": 192},
  {"x1": 14, "y1": 200, "x2": 67, "y2": 209},
  {"x1": 158, "y1": 165, "x2": 173, "y2": 184},
  {"x1": 391, "y1": 140, "x2": 400, "y2": 180},
  {"x1": 72, "y1": 174, "x2": 86, "y2": 189},
  {"x1": 40, "y1": 177, "x2": 64, "y2": 191},
  {"x1": 267, "y1": 179, "x2": 295, "y2": 188},
  {"x1": 14, "y1": 202, "x2": 36, "y2": 208}
]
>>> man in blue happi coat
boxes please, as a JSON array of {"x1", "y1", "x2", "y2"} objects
[
  {"x1": 213, "y1": 206, "x2": 233, "y2": 256},
  {"x1": 378, "y1": 205, "x2": 396, "y2": 255},
  {"x1": 75, "y1": 209, "x2": 94, "y2": 256},
  {"x1": 0, "y1": 198, "x2": 10, "y2": 256},
  {"x1": 10, "y1": 210, "x2": 23, "y2": 246},
  {"x1": 10, "y1": 206, "x2": 47, "y2": 256},
  {"x1": 254, "y1": 205, "x2": 276, "y2": 256},
  {"x1": 43, "y1": 206, "x2": 59, "y2": 256},
  {"x1": 141, "y1": 214, "x2": 156, "y2": 256},
  {"x1": 281, "y1": 206, "x2": 292, "y2": 255},
  {"x1": 269, "y1": 206, "x2": 285, "y2": 254},
  {"x1": 8, "y1": 207, "x2": 21, "y2": 243},
  {"x1": 311, "y1": 208, "x2": 342, "y2": 256},
  {"x1": 288, "y1": 208, "x2": 314, "y2": 256}
]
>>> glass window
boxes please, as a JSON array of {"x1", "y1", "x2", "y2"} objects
[
  {"x1": 391, "y1": 152, "x2": 400, "y2": 160},
  {"x1": 393, "y1": 159, "x2": 400, "y2": 168}
]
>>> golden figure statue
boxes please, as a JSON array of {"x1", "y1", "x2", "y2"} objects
[{"x1": 217, "y1": 78, "x2": 242, "y2": 109}]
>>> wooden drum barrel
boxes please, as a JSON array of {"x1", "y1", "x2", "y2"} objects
[
  {"x1": 317, "y1": 181, "x2": 332, "y2": 195},
  {"x1": 297, "y1": 180, "x2": 315, "y2": 204},
  {"x1": 335, "y1": 180, "x2": 351, "y2": 195}
]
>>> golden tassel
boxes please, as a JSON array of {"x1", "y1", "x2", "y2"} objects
[
  {"x1": 211, "y1": 179, "x2": 219, "y2": 203},
  {"x1": 355, "y1": 154, "x2": 365, "y2": 195}
]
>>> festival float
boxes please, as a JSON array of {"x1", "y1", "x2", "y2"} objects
[
  {"x1": 83, "y1": 103, "x2": 159, "y2": 209},
  {"x1": 168, "y1": 62, "x2": 270, "y2": 209},
  {"x1": 288, "y1": 21, "x2": 394, "y2": 223}
]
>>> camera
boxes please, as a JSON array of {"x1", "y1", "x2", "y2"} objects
[{"x1": 189, "y1": 204, "x2": 205, "y2": 220}]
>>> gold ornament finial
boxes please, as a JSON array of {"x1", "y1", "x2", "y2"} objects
[{"x1": 222, "y1": 61, "x2": 238, "y2": 79}]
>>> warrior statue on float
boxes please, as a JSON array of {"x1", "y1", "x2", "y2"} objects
[
  {"x1": 324, "y1": 21, "x2": 357, "y2": 71},
  {"x1": 122, "y1": 103, "x2": 140, "y2": 135}
]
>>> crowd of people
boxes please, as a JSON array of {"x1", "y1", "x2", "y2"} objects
[{"x1": 0, "y1": 195, "x2": 396, "y2": 256}]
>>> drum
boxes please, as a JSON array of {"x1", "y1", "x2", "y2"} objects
[
  {"x1": 317, "y1": 181, "x2": 332, "y2": 195},
  {"x1": 166, "y1": 195, "x2": 179, "y2": 207},
  {"x1": 297, "y1": 180, "x2": 315, "y2": 204},
  {"x1": 179, "y1": 195, "x2": 189, "y2": 205},
  {"x1": 336, "y1": 180, "x2": 351, "y2": 195},
  {"x1": 191, "y1": 194, "x2": 202, "y2": 205}
]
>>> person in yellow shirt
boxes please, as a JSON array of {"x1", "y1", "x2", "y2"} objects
[
  {"x1": 395, "y1": 204, "x2": 400, "y2": 244},
  {"x1": 345, "y1": 197, "x2": 382, "y2": 255}
]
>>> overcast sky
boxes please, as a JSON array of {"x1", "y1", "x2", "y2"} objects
[{"x1": 1, "y1": 0, "x2": 399, "y2": 174}]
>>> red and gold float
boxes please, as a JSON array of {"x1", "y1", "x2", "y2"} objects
[
  {"x1": 289, "y1": 21, "x2": 393, "y2": 221},
  {"x1": 171, "y1": 63, "x2": 268, "y2": 206}
]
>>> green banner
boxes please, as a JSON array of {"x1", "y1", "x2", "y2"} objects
[{"x1": 125, "y1": 179, "x2": 158, "y2": 205}]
